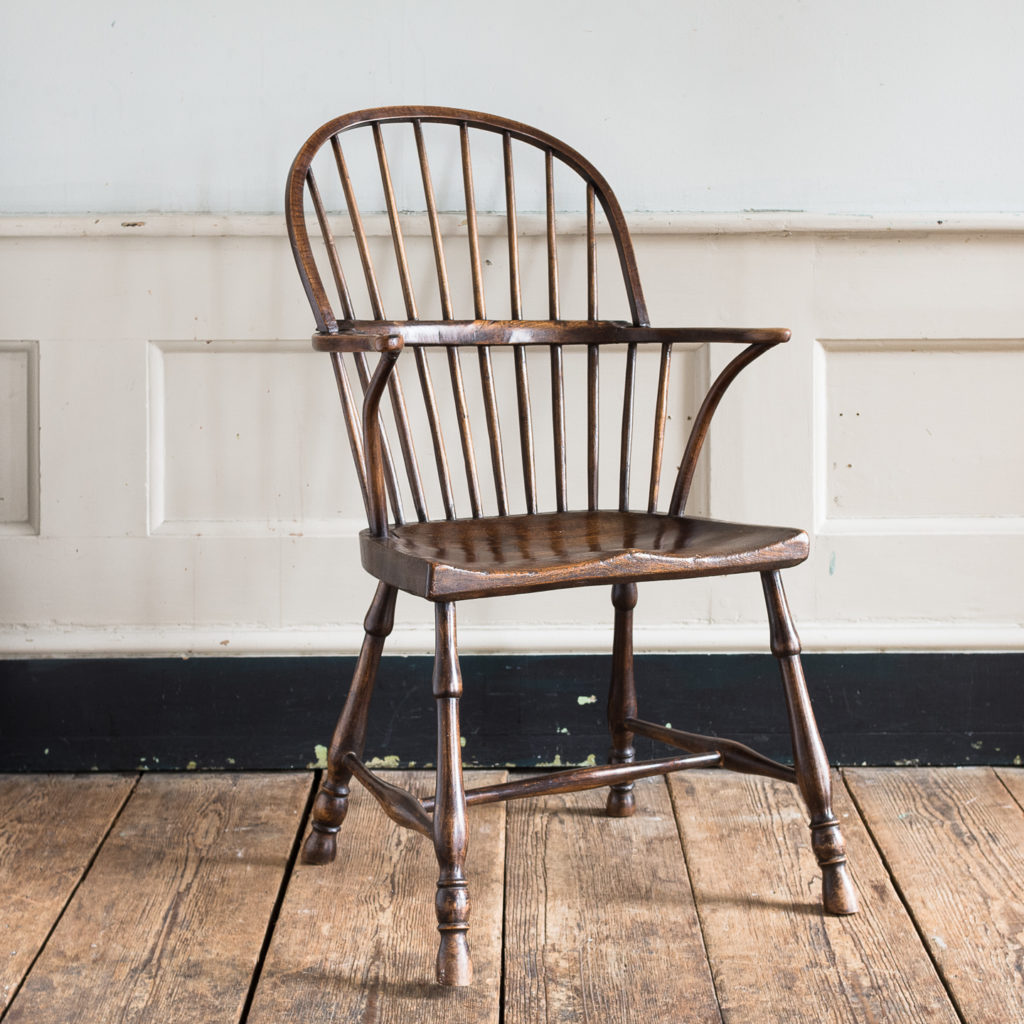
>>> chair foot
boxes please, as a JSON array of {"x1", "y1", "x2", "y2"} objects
[
  {"x1": 300, "y1": 781, "x2": 348, "y2": 864},
  {"x1": 435, "y1": 882, "x2": 473, "y2": 986},
  {"x1": 811, "y1": 816, "x2": 859, "y2": 915},
  {"x1": 605, "y1": 787, "x2": 636, "y2": 817},
  {"x1": 301, "y1": 823, "x2": 340, "y2": 865},
  {"x1": 605, "y1": 752, "x2": 637, "y2": 816},
  {"x1": 822, "y1": 862, "x2": 858, "y2": 916}
]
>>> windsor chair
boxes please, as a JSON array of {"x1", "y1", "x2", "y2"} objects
[{"x1": 285, "y1": 105, "x2": 857, "y2": 987}]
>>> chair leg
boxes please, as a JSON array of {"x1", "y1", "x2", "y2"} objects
[
  {"x1": 606, "y1": 582, "x2": 638, "y2": 817},
  {"x1": 301, "y1": 582, "x2": 397, "y2": 866},
  {"x1": 761, "y1": 571, "x2": 858, "y2": 915},
  {"x1": 432, "y1": 601, "x2": 472, "y2": 986}
]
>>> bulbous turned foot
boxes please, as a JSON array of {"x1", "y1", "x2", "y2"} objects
[
  {"x1": 822, "y1": 862, "x2": 859, "y2": 915},
  {"x1": 300, "y1": 826, "x2": 338, "y2": 865},
  {"x1": 300, "y1": 784, "x2": 349, "y2": 865},
  {"x1": 809, "y1": 815, "x2": 858, "y2": 915},
  {"x1": 436, "y1": 932, "x2": 472, "y2": 987},
  {"x1": 605, "y1": 787, "x2": 636, "y2": 817}
]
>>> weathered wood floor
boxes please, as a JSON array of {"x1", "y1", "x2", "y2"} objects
[{"x1": 1, "y1": 768, "x2": 1022, "y2": 1023}]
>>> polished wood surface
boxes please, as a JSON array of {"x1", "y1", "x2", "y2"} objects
[
  {"x1": 285, "y1": 105, "x2": 854, "y2": 986},
  {"x1": 361, "y1": 510, "x2": 808, "y2": 600}
]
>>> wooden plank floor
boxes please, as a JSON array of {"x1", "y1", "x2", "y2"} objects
[{"x1": 1, "y1": 768, "x2": 1021, "y2": 1023}]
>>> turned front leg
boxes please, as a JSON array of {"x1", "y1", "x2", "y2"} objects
[
  {"x1": 432, "y1": 601, "x2": 472, "y2": 986},
  {"x1": 302, "y1": 583, "x2": 397, "y2": 865},
  {"x1": 762, "y1": 571, "x2": 858, "y2": 915},
  {"x1": 606, "y1": 582, "x2": 638, "y2": 817}
]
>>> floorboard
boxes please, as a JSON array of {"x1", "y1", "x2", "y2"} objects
[
  {"x1": 0, "y1": 774, "x2": 135, "y2": 1013},
  {"x1": 3, "y1": 768, "x2": 1022, "y2": 1023},
  {"x1": 846, "y1": 766, "x2": 1024, "y2": 1024},
  {"x1": 247, "y1": 771, "x2": 507, "y2": 1024},
  {"x1": 503, "y1": 775, "x2": 721, "y2": 1024},
  {"x1": 2, "y1": 773, "x2": 310, "y2": 1024},
  {"x1": 668, "y1": 770, "x2": 960, "y2": 1024}
]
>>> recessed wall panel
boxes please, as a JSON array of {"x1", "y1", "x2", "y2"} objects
[
  {"x1": 151, "y1": 341, "x2": 363, "y2": 534},
  {"x1": 0, "y1": 342, "x2": 38, "y2": 533},
  {"x1": 822, "y1": 340, "x2": 1024, "y2": 522}
]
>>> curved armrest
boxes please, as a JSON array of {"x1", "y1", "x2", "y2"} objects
[
  {"x1": 313, "y1": 321, "x2": 790, "y2": 349},
  {"x1": 667, "y1": 340, "x2": 783, "y2": 516},
  {"x1": 621, "y1": 326, "x2": 790, "y2": 346},
  {"x1": 360, "y1": 335, "x2": 404, "y2": 537}
]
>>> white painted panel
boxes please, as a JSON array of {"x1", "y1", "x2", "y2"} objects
[
  {"x1": 1, "y1": 219, "x2": 1022, "y2": 655},
  {"x1": 0, "y1": 342, "x2": 37, "y2": 531},
  {"x1": 151, "y1": 341, "x2": 362, "y2": 534},
  {"x1": 822, "y1": 340, "x2": 1024, "y2": 521}
]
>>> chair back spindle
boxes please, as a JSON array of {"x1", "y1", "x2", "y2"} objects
[{"x1": 286, "y1": 107, "x2": 721, "y2": 530}]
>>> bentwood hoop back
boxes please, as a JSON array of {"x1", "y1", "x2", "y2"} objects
[{"x1": 285, "y1": 106, "x2": 857, "y2": 987}]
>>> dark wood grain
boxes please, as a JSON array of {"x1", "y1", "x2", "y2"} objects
[
  {"x1": 431, "y1": 602, "x2": 472, "y2": 985},
  {"x1": 670, "y1": 770, "x2": 961, "y2": 1024},
  {"x1": 415, "y1": 347, "x2": 456, "y2": 519},
  {"x1": 628, "y1": 717, "x2": 796, "y2": 783},
  {"x1": 846, "y1": 767, "x2": 1024, "y2": 1023},
  {"x1": 648, "y1": 341, "x2": 673, "y2": 511},
  {"x1": 605, "y1": 581, "x2": 638, "y2": 816},
  {"x1": 513, "y1": 343, "x2": 536, "y2": 514},
  {"x1": 618, "y1": 340, "x2": 637, "y2": 510},
  {"x1": 353, "y1": 349, "x2": 405, "y2": 527},
  {"x1": 5, "y1": 774, "x2": 311, "y2": 1024},
  {"x1": 285, "y1": 105, "x2": 844, "y2": 990},
  {"x1": 478, "y1": 345, "x2": 509, "y2": 516},
  {"x1": 503, "y1": 131, "x2": 522, "y2": 320},
  {"x1": 361, "y1": 510, "x2": 808, "y2": 601},
  {"x1": 0, "y1": 774, "x2": 135, "y2": 1014},
  {"x1": 302, "y1": 582, "x2": 398, "y2": 865},
  {"x1": 415, "y1": 119, "x2": 454, "y2": 319},
  {"x1": 587, "y1": 342, "x2": 599, "y2": 508},
  {"x1": 311, "y1": 321, "x2": 790, "y2": 351},
  {"x1": 763, "y1": 570, "x2": 857, "y2": 915},
  {"x1": 332, "y1": 134, "x2": 383, "y2": 320},
  {"x1": 545, "y1": 149, "x2": 559, "y2": 319},
  {"x1": 373, "y1": 122, "x2": 418, "y2": 321},
  {"x1": 460, "y1": 124, "x2": 486, "y2": 320},
  {"x1": 503, "y1": 777, "x2": 721, "y2": 1024},
  {"x1": 420, "y1": 749, "x2": 719, "y2": 811},
  {"x1": 446, "y1": 346, "x2": 483, "y2": 518}
]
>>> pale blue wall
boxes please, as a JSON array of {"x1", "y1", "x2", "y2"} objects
[{"x1": 2, "y1": 0, "x2": 1022, "y2": 213}]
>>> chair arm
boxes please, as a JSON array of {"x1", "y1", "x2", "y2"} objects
[
  {"x1": 360, "y1": 334, "x2": 404, "y2": 537},
  {"x1": 618, "y1": 326, "x2": 790, "y2": 346},
  {"x1": 667, "y1": 339, "x2": 784, "y2": 516},
  {"x1": 313, "y1": 322, "x2": 790, "y2": 349},
  {"x1": 313, "y1": 329, "x2": 403, "y2": 352}
]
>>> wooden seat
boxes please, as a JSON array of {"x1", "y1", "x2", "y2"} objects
[
  {"x1": 285, "y1": 105, "x2": 858, "y2": 988},
  {"x1": 362, "y1": 511, "x2": 809, "y2": 600}
]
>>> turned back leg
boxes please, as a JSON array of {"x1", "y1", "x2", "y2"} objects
[
  {"x1": 432, "y1": 601, "x2": 472, "y2": 986},
  {"x1": 301, "y1": 583, "x2": 397, "y2": 865},
  {"x1": 606, "y1": 582, "x2": 638, "y2": 817},
  {"x1": 762, "y1": 570, "x2": 858, "y2": 915}
]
